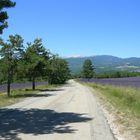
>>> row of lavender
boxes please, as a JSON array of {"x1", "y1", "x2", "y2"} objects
[
  {"x1": 0, "y1": 82, "x2": 48, "y2": 92},
  {"x1": 80, "y1": 77, "x2": 140, "y2": 88}
]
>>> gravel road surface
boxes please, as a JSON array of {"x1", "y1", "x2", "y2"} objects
[{"x1": 0, "y1": 80, "x2": 115, "y2": 140}]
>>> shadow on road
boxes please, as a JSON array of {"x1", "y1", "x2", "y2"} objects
[
  {"x1": 11, "y1": 93, "x2": 54, "y2": 98},
  {"x1": 0, "y1": 108, "x2": 92, "y2": 140},
  {"x1": 11, "y1": 89, "x2": 64, "y2": 98},
  {"x1": 37, "y1": 88, "x2": 64, "y2": 92},
  {"x1": 25, "y1": 88, "x2": 64, "y2": 92}
]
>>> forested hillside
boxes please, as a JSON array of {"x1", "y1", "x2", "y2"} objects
[{"x1": 65, "y1": 55, "x2": 140, "y2": 74}]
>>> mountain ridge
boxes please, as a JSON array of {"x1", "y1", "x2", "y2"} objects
[{"x1": 65, "y1": 55, "x2": 140, "y2": 74}]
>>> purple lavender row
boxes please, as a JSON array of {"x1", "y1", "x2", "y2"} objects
[
  {"x1": 80, "y1": 77, "x2": 140, "y2": 88},
  {"x1": 0, "y1": 81, "x2": 48, "y2": 92}
]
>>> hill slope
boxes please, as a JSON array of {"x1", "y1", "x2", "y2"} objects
[{"x1": 65, "y1": 55, "x2": 140, "y2": 74}]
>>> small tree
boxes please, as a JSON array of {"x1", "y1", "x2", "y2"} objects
[
  {"x1": 24, "y1": 38, "x2": 49, "y2": 90},
  {"x1": 0, "y1": 34, "x2": 24, "y2": 96},
  {"x1": 82, "y1": 59, "x2": 94, "y2": 79},
  {"x1": 47, "y1": 56, "x2": 70, "y2": 84},
  {"x1": 0, "y1": 0, "x2": 16, "y2": 34}
]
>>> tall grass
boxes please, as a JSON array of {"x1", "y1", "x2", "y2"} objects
[{"x1": 88, "y1": 83, "x2": 140, "y2": 118}]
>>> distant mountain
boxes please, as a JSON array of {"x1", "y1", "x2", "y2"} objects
[{"x1": 65, "y1": 55, "x2": 140, "y2": 74}]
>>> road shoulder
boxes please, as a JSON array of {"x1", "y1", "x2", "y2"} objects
[{"x1": 85, "y1": 85, "x2": 138, "y2": 140}]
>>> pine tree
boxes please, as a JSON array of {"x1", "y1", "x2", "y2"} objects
[
  {"x1": 0, "y1": 0, "x2": 16, "y2": 34},
  {"x1": 24, "y1": 38, "x2": 49, "y2": 90},
  {"x1": 47, "y1": 56, "x2": 70, "y2": 84},
  {"x1": 82, "y1": 59, "x2": 94, "y2": 79},
  {"x1": 0, "y1": 34, "x2": 24, "y2": 96}
]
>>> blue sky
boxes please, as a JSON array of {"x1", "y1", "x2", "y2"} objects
[{"x1": 1, "y1": 0, "x2": 140, "y2": 58}]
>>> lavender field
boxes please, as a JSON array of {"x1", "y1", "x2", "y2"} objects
[
  {"x1": 80, "y1": 77, "x2": 140, "y2": 88},
  {"x1": 0, "y1": 82, "x2": 48, "y2": 92}
]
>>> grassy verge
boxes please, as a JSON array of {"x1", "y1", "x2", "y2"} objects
[
  {"x1": 84, "y1": 82, "x2": 140, "y2": 138},
  {"x1": 0, "y1": 84, "x2": 59, "y2": 108},
  {"x1": 88, "y1": 83, "x2": 140, "y2": 117}
]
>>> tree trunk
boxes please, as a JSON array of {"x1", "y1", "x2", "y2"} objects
[
  {"x1": 7, "y1": 69, "x2": 11, "y2": 97},
  {"x1": 32, "y1": 76, "x2": 35, "y2": 90}
]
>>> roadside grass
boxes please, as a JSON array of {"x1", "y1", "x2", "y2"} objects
[
  {"x1": 84, "y1": 83, "x2": 140, "y2": 132},
  {"x1": 87, "y1": 83, "x2": 140, "y2": 117},
  {"x1": 0, "y1": 84, "x2": 59, "y2": 108}
]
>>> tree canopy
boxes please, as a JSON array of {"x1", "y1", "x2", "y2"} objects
[
  {"x1": 82, "y1": 59, "x2": 94, "y2": 79},
  {"x1": 0, "y1": 0, "x2": 16, "y2": 34},
  {"x1": 47, "y1": 56, "x2": 70, "y2": 84},
  {"x1": 24, "y1": 38, "x2": 50, "y2": 90},
  {"x1": 0, "y1": 34, "x2": 24, "y2": 96},
  {"x1": 0, "y1": 34, "x2": 70, "y2": 96}
]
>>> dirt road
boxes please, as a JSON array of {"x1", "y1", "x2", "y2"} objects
[{"x1": 0, "y1": 80, "x2": 115, "y2": 140}]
